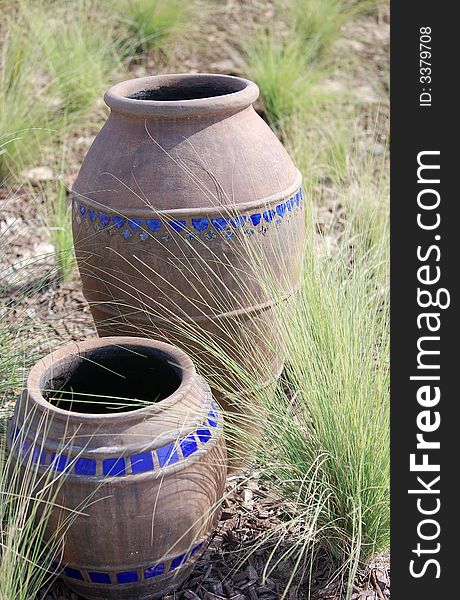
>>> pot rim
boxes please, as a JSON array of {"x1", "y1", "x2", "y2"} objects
[
  {"x1": 25, "y1": 336, "x2": 197, "y2": 422},
  {"x1": 104, "y1": 73, "x2": 259, "y2": 119}
]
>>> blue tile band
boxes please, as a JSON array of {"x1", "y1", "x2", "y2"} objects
[
  {"x1": 72, "y1": 186, "x2": 303, "y2": 242},
  {"x1": 59, "y1": 536, "x2": 207, "y2": 585},
  {"x1": 13, "y1": 407, "x2": 220, "y2": 480}
]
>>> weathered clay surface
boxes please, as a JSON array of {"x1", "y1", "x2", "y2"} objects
[
  {"x1": 72, "y1": 74, "x2": 305, "y2": 433},
  {"x1": 8, "y1": 337, "x2": 226, "y2": 600}
]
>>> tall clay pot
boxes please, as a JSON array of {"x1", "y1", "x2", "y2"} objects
[
  {"x1": 71, "y1": 74, "x2": 305, "y2": 450},
  {"x1": 8, "y1": 337, "x2": 226, "y2": 600}
]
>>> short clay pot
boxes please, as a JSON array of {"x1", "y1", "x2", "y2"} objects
[
  {"x1": 71, "y1": 74, "x2": 305, "y2": 445},
  {"x1": 8, "y1": 337, "x2": 226, "y2": 600}
]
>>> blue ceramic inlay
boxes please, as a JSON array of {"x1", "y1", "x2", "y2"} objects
[
  {"x1": 276, "y1": 203, "x2": 286, "y2": 217},
  {"x1": 146, "y1": 219, "x2": 162, "y2": 232},
  {"x1": 196, "y1": 428, "x2": 211, "y2": 443},
  {"x1": 207, "y1": 411, "x2": 218, "y2": 428},
  {"x1": 128, "y1": 218, "x2": 143, "y2": 232},
  {"x1": 263, "y1": 209, "x2": 276, "y2": 222},
  {"x1": 56, "y1": 536, "x2": 207, "y2": 585},
  {"x1": 192, "y1": 218, "x2": 209, "y2": 231},
  {"x1": 113, "y1": 215, "x2": 126, "y2": 229},
  {"x1": 22, "y1": 439, "x2": 31, "y2": 457},
  {"x1": 89, "y1": 571, "x2": 111, "y2": 584},
  {"x1": 157, "y1": 443, "x2": 179, "y2": 468},
  {"x1": 15, "y1": 402, "x2": 219, "y2": 479},
  {"x1": 73, "y1": 185, "x2": 303, "y2": 243},
  {"x1": 103, "y1": 457, "x2": 126, "y2": 477},
  {"x1": 180, "y1": 434, "x2": 198, "y2": 458},
  {"x1": 75, "y1": 457, "x2": 97, "y2": 476},
  {"x1": 144, "y1": 564, "x2": 165, "y2": 578},
  {"x1": 168, "y1": 219, "x2": 186, "y2": 232},
  {"x1": 32, "y1": 445, "x2": 46, "y2": 465},
  {"x1": 191, "y1": 542, "x2": 203, "y2": 556},
  {"x1": 117, "y1": 571, "x2": 138, "y2": 584},
  {"x1": 211, "y1": 218, "x2": 227, "y2": 231},
  {"x1": 130, "y1": 452, "x2": 154, "y2": 474},
  {"x1": 51, "y1": 453, "x2": 70, "y2": 472},
  {"x1": 99, "y1": 212, "x2": 110, "y2": 227},
  {"x1": 170, "y1": 554, "x2": 186, "y2": 570},
  {"x1": 230, "y1": 215, "x2": 247, "y2": 228},
  {"x1": 64, "y1": 566, "x2": 84, "y2": 580}
]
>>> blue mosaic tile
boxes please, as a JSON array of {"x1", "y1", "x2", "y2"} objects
[
  {"x1": 168, "y1": 219, "x2": 186, "y2": 232},
  {"x1": 146, "y1": 218, "x2": 162, "y2": 231},
  {"x1": 103, "y1": 457, "x2": 126, "y2": 477},
  {"x1": 212, "y1": 218, "x2": 227, "y2": 231},
  {"x1": 117, "y1": 571, "x2": 138, "y2": 584},
  {"x1": 99, "y1": 212, "x2": 110, "y2": 227},
  {"x1": 192, "y1": 218, "x2": 209, "y2": 231},
  {"x1": 50, "y1": 562, "x2": 60, "y2": 573},
  {"x1": 225, "y1": 230, "x2": 234, "y2": 240},
  {"x1": 180, "y1": 434, "x2": 198, "y2": 458},
  {"x1": 32, "y1": 445, "x2": 46, "y2": 465},
  {"x1": 130, "y1": 451, "x2": 154, "y2": 474},
  {"x1": 113, "y1": 215, "x2": 126, "y2": 229},
  {"x1": 12, "y1": 426, "x2": 20, "y2": 441},
  {"x1": 263, "y1": 209, "x2": 275, "y2": 222},
  {"x1": 191, "y1": 542, "x2": 203, "y2": 556},
  {"x1": 207, "y1": 411, "x2": 218, "y2": 428},
  {"x1": 170, "y1": 554, "x2": 186, "y2": 570},
  {"x1": 144, "y1": 563, "x2": 165, "y2": 578},
  {"x1": 74, "y1": 457, "x2": 97, "y2": 476},
  {"x1": 21, "y1": 439, "x2": 31, "y2": 457},
  {"x1": 51, "y1": 453, "x2": 70, "y2": 472},
  {"x1": 128, "y1": 218, "x2": 143, "y2": 232},
  {"x1": 64, "y1": 566, "x2": 84, "y2": 580},
  {"x1": 230, "y1": 215, "x2": 247, "y2": 228},
  {"x1": 74, "y1": 186, "x2": 303, "y2": 244},
  {"x1": 276, "y1": 203, "x2": 287, "y2": 217},
  {"x1": 89, "y1": 571, "x2": 111, "y2": 584},
  {"x1": 157, "y1": 443, "x2": 179, "y2": 468},
  {"x1": 196, "y1": 428, "x2": 211, "y2": 443}
]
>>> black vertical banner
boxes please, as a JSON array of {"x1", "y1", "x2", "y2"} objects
[{"x1": 392, "y1": 2, "x2": 459, "y2": 598}]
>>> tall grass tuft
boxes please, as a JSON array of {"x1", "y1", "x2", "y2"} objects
[
  {"x1": 114, "y1": 0, "x2": 192, "y2": 54},
  {"x1": 0, "y1": 0, "x2": 121, "y2": 178},
  {"x1": 0, "y1": 14, "x2": 56, "y2": 179}
]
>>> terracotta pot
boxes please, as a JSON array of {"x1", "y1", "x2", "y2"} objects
[
  {"x1": 8, "y1": 337, "x2": 226, "y2": 600},
  {"x1": 71, "y1": 74, "x2": 305, "y2": 445}
]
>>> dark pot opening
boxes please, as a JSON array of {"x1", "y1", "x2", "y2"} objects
[
  {"x1": 42, "y1": 345, "x2": 182, "y2": 414},
  {"x1": 127, "y1": 79, "x2": 245, "y2": 102},
  {"x1": 105, "y1": 74, "x2": 259, "y2": 118}
]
